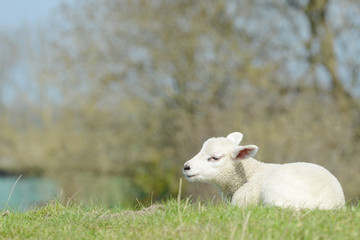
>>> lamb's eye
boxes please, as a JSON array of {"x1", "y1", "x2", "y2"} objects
[{"x1": 208, "y1": 156, "x2": 220, "y2": 161}]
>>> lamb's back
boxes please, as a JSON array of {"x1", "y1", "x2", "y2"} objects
[{"x1": 260, "y1": 162, "x2": 345, "y2": 209}]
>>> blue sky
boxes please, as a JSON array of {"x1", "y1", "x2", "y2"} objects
[
  {"x1": 0, "y1": 0, "x2": 70, "y2": 30},
  {"x1": 0, "y1": 0, "x2": 73, "y2": 104}
]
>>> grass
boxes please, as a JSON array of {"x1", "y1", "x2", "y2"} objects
[{"x1": 0, "y1": 199, "x2": 359, "y2": 240}]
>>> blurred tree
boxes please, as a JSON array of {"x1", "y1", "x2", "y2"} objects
[{"x1": 0, "y1": 0, "x2": 359, "y2": 204}]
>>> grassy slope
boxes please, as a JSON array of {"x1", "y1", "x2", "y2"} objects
[{"x1": 0, "y1": 200, "x2": 359, "y2": 240}]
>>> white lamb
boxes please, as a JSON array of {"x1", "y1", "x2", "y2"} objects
[{"x1": 183, "y1": 132, "x2": 345, "y2": 210}]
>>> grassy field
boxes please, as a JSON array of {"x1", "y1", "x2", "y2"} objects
[{"x1": 0, "y1": 199, "x2": 359, "y2": 240}]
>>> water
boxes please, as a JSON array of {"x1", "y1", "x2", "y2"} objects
[
  {"x1": 0, "y1": 174, "x2": 137, "y2": 211},
  {"x1": 0, "y1": 176, "x2": 58, "y2": 211}
]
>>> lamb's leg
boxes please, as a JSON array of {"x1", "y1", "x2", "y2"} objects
[{"x1": 231, "y1": 183, "x2": 260, "y2": 207}]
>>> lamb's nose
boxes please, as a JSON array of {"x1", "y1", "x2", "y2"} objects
[{"x1": 184, "y1": 164, "x2": 190, "y2": 171}]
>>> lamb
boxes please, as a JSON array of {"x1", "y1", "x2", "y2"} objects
[{"x1": 183, "y1": 132, "x2": 345, "y2": 210}]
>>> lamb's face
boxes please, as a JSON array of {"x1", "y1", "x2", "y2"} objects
[
  {"x1": 183, "y1": 132, "x2": 258, "y2": 184},
  {"x1": 183, "y1": 137, "x2": 239, "y2": 183}
]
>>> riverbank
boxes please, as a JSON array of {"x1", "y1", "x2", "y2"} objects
[{"x1": 1, "y1": 200, "x2": 359, "y2": 239}]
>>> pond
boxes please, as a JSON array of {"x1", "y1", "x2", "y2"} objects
[
  {"x1": 0, "y1": 174, "x2": 136, "y2": 211},
  {"x1": 0, "y1": 176, "x2": 58, "y2": 211}
]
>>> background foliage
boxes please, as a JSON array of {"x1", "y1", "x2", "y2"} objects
[{"x1": 0, "y1": 0, "x2": 359, "y2": 205}]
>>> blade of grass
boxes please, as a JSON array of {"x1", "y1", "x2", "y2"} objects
[
  {"x1": 177, "y1": 178, "x2": 183, "y2": 224},
  {"x1": 240, "y1": 212, "x2": 251, "y2": 240},
  {"x1": 4, "y1": 175, "x2": 22, "y2": 210}
]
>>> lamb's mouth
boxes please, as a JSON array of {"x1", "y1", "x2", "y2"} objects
[{"x1": 185, "y1": 174, "x2": 198, "y2": 178}]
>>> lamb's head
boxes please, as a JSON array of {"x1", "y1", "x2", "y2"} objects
[{"x1": 183, "y1": 132, "x2": 258, "y2": 184}]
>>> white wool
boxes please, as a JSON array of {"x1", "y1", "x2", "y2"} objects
[{"x1": 183, "y1": 132, "x2": 345, "y2": 210}]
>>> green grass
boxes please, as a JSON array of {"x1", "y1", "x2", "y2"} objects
[{"x1": 0, "y1": 199, "x2": 359, "y2": 240}]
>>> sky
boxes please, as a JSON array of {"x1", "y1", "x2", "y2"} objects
[
  {"x1": 0, "y1": 0, "x2": 73, "y2": 104},
  {"x1": 0, "y1": 0, "x2": 70, "y2": 30}
]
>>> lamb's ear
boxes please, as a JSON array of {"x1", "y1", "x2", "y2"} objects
[
  {"x1": 231, "y1": 145, "x2": 258, "y2": 160},
  {"x1": 226, "y1": 132, "x2": 243, "y2": 145}
]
